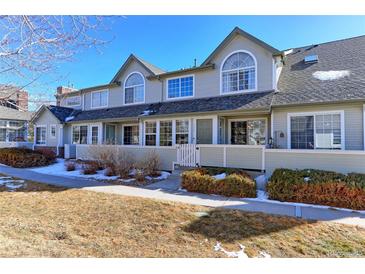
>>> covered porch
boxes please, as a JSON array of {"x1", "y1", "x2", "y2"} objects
[{"x1": 69, "y1": 110, "x2": 272, "y2": 148}]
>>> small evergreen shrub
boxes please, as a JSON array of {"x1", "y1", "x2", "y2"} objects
[
  {"x1": 0, "y1": 148, "x2": 55, "y2": 168},
  {"x1": 181, "y1": 168, "x2": 256, "y2": 198},
  {"x1": 65, "y1": 161, "x2": 76, "y2": 171},
  {"x1": 267, "y1": 168, "x2": 365, "y2": 210}
]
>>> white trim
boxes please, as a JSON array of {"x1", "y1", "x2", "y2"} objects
[
  {"x1": 287, "y1": 110, "x2": 345, "y2": 150},
  {"x1": 49, "y1": 124, "x2": 57, "y2": 139},
  {"x1": 58, "y1": 125, "x2": 64, "y2": 147},
  {"x1": 144, "y1": 120, "x2": 158, "y2": 146},
  {"x1": 166, "y1": 74, "x2": 195, "y2": 100},
  {"x1": 90, "y1": 124, "x2": 101, "y2": 145},
  {"x1": 272, "y1": 58, "x2": 276, "y2": 90},
  {"x1": 90, "y1": 89, "x2": 109, "y2": 109},
  {"x1": 227, "y1": 117, "x2": 268, "y2": 145},
  {"x1": 219, "y1": 50, "x2": 258, "y2": 95},
  {"x1": 193, "y1": 115, "x2": 217, "y2": 145},
  {"x1": 363, "y1": 104, "x2": 365, "y2": 150},
  {"x1": 35, "y1": 125, "x2": 47, "y2": 146},
  {"x1": 123, "y1": 71, "x2": 145, "y2": 105},
  {"x1": 266, "y1": 148, "x2": 365, "y2": 155},
  {"x1": 270, "y1": 110, "x2": 274, "y2": 140}
]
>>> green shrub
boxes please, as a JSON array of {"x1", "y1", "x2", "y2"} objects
[
  {"x1": 267, "y1": 168, "x2": 365, "y2": 210},
  {"x1": 0, "y1": 148, "x2": 55, "y2": 168},
  {"x1": 181, "y1": 168, "x2": 256, "y2": 198}
]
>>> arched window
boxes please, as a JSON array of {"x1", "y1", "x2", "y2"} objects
[
  {"x1": 124, "y1": 72, "x2": 145, "y2": 104},
  {"x1": 221, "y1": 51, "x2": 256, "y2": 94}
]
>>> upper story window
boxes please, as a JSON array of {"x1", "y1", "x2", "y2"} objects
[
  {"x1": 221, "y1": 51, "x2": 256, "y2": 94},
  {"x1": 91, "y1": 90, "x2": 108, "y2": 108},
  {"x1": 167, "y1": 76, "x2": 194, "y2": 99},
  {"x1": 124, "y1": 72, "x2": 145, "y2": 105},
  {"x1": 65, "y1": 96, "x2": 81, "y2": 107}
]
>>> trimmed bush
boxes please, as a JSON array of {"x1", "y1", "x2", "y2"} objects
[
  {"x1": 0, "y1": 148, "x2": 55, "y2": 168},
  {"x1": 34, "y1": 148, "x2": 56, "y2": 163},
  {"x1": 81, "y1": 163, "x2": 98, "y2": 175},
  {"x1": 181, "y1": 168, "x2": 256, "y2": 198},
  {"x1": 65, "y1": 161, "x2": 76, "y2": 171},
  {"x1": 267, "y1": 168, "x2": 365, "y2": 210}
]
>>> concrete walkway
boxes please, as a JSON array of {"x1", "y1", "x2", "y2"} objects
[{"x1": 1, "y1": 164, "x2": 365, "y2": 228}]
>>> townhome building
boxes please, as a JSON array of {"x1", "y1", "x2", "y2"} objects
[{"x1": 31, "y1": 27, "x2": 365, "y2": 175}]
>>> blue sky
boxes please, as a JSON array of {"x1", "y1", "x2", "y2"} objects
[{"x1": 9, "y1": 16, "x2": 365, "y2": 108}]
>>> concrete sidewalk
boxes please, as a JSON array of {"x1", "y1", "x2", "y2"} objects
[{"x1": 1, "y1": 164, "x2": 365, "y2": 228}]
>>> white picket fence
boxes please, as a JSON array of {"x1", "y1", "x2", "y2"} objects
[{"x1": 176, "y1": 144, "x2": 200, "y2": 167}]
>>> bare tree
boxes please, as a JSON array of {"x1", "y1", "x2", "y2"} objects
[{"x1": 0, "y1": 15, "x2": 112, "y2": 103}]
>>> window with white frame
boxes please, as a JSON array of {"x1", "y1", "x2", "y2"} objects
[
  {"x1": 91, "y1": 90, "x2": 108, "y2": 108},
  {"x1": 175, "y1": 120, "x2": 189, "y2": 144},
  {"x1": 230, "y1": 119, "x2": 266, "y2": 145},
  {"x1": 123, "y1": 125, "x2": 139, "y2": 145},
  {"x1": 91, "y1": 126, "x2": 99, "y2": 145},
  {"x1": 167, "y1": 76, "x2": 193, "y2": 99},
  {"x1": 221, "y1": 52, "x2": 256, "y2": 93},
  {"x1": 72, "y1": 125, "x2": 88, "y2": 144},
  {"x1": 290, "y1": 113, "x2": 342, "y2": 149},
  {"x1": 36, "y1": 126, "x2": 46, "y2": 145},
  {"x1": 50, "y1": 125, "x2": 56, "y2": 138},
  {"x1": 65, "y1": 96, "x2": 81, "y2": 107},
  {"x1": 159, "y1": 120, "x2": 172, "y2": 146},
  {"x1": 125, "y1": 72, "x2": 144, "y2": 104},
  {"x1": 145, "y1": 121, "x2": 156, "y2": 146}
]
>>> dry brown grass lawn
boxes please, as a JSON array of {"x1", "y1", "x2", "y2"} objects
[{"x1": 0, "y1": 176, "x2": 365, "y2": 257}]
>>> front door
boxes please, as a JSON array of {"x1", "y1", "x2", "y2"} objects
[{"x1": 196, "y1": 119, "x2": 212, "y2": 144}]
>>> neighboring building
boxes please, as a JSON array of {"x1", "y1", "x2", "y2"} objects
[
  {"x1": 0, "y1": 86, "x2": 31, "y2": 143},
  {"x1": 31, "y1": 27, "x2": 365, "y2": 174}
]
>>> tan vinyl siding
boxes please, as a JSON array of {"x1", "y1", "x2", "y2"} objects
[
  {"x1": 199, "y1": 146, "x2": 225, "y2": 167},
  {"x1": 76, "y1": 145, "x2": 176, "y2": 171},
  {"x1": 265, "y1": 150, "x2": 365, "y2": 177},
  {"x1": 83, "y1": 61, "x2": 162, "y2": 110},
  {"x1": 226, "y1": 146, "x2": 263, "y2": 170},
  {"x1": 34, "y1": 109, "x2": 61, "y2": 147},
  {"x1": 272, "y1": 102, "x2": 364, "y2": 150}
]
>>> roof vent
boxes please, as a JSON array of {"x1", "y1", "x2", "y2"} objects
[{"x1": 304, "y1": 55, "x2": 318, "y2": 64}]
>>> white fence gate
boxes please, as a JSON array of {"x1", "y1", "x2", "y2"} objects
[{"x1": 176, "y1": 144, "x2": 200, "y2": 167}]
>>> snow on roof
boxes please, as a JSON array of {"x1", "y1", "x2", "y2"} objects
[{"x1": 312, "y1": 70, "x2": 350, "y2": 81}]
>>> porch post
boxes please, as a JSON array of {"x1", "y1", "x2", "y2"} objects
[
  {"x1": 139, "y1": 119, "x2": 143, "y2": 146},
  {"x1": 212, "y1": 115, "x2": 218, "y2": 144}
]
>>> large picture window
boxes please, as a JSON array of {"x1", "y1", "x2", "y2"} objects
[
  {"x1": 159, "y1": 120, "x2": 172, "y2": 146},
  {"x1": 145, "y1": 121, "x2": 156, "y2": 146},
  {"x1": 221, "y1": 51, "x2": 256, "y2": 94},
  {"x1": 91, "y1": 90, "x2": 108, "y2": 108},
  {"x1": 72, "y1": 125, "x2": 88, "y2": 144},
  {"x1": 230, "y1": 119, "x2": 266, "y2": 145},
  {"x1": 124, "y1": 72, "x2": 144, "y2": 104},
  {"x1": 167, "y1": 76, "x2": 194, "y2": 99},
  {"x1": 290, "y1": 112, "x2": 342, "y2": 149},
  {"x1": 123, "y1": 125, "x2": 139, "y2": 145}
]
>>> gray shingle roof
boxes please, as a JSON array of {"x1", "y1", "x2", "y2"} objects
[
  {"x1": 47, "y1": 105, "x2": 76, "y2": 122},
  {"x1": 275, "y1": 35, "x2": 365, "y2": 106},
  {"x1": 70, "y1": 91, "x2": 274, "y2": 122},
  {"x1": 0, "y1": 106, "x2": 32, "y2": 121}
]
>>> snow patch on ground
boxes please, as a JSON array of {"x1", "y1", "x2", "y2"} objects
[
  {"x1": 313, "y1": 70, "x2": 350, "y2": 81},
  {"x1": 214, "y1": 242, "x2": 271, "y2": 258},
  {"x1": 31, "y1": 159, "x2": 119, "y2": 181},
  {"x1": 213, "y1": 173, "x2": 226, "y2": 180},
  {"x1": 145, "y1": 171, "x2": 171, "y2": 181},
  {"x1": 255, "y1": 174, "x2": 268, "y2": 190},
  {"x1": 0, "y1": 178, "x2": 26, "y2": 191},
  {"x1": 256, "y1": 190, "x2": 268, "y2": 200}
]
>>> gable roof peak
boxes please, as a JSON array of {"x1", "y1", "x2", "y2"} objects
[
  {"x1": 110, "y1": 54, "x2": 165, "y2": 83},
  {"x1": 202, "y1": 26, "x2": 281, "y2": 66}
]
